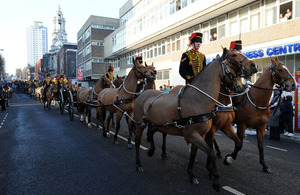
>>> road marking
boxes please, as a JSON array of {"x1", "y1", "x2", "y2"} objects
[
  {"x1": 74, "y1": 114, "x2": 79, "y2": 117},
  {"x1": 90, "y1": 122, "x2": 148, "y2": 150},
  {"x1": 266, "y1": 145, "x2": 287, "y2": 152},
  {"x1": 0, "y1": 113, "x2": 8, "y2": 129},
  {"x1": 215, "y1": 133, "x2": 221, "y2": 136},
  {"x1": 243, "y1": 140, "x2": 250, "y2": 143},
  {"x1": 223, "y1": 186, "x2": 245, "y2": 195}
]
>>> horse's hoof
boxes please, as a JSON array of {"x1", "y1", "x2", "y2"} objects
[
  {"x1": 106, "y1": 132, "x2": 110, "y2": 137},
  {"x1": 263, "y1": 167, "x2": 272, "y2": 173},
  {"x1": 224, "y1": 155, "x2": 233, "y2": 165},
  {"x1": 212, "y1": 183, "x2": 221, "y2": 192},
  {"x1": 114, "y1": 140, "x2": 119, "y2": 145},
  {"x1": 161, "y1": 154, "x2": 167, "y2": 160},
  {"x1": 147, "y1": 149, "x2": 155, "y2": 157},
  {"x1": 190, "y1": 178, "x2": 199, "y2": 185},
  {"x1": 88, "y1": 124, "x2": 92, "y2": 128},
  {"x1": 128, "y1": 144, "x2": 133, "y2": 149},
  {"x1": 136, "y1": 166, "x2": 144, "y2": 172}
]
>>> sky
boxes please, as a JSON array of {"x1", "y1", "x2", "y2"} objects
[{"x1": 0, "y1": 0, "x2": 128, "y2": 75}]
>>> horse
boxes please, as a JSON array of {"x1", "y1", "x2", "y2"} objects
[
  {"x1": 216, "y1": 57, "x2": 296, "y2": 173},
  {"x1": 35, "y1": 87, "x2": 43, "y2": 101},
  {"x1": 133, "y1": 48, "x2": 257, "y2": 192},
  {"x1": 6, "y1": 86, "x2": 14, "y2": 106},
  {"x1": 77, "y1": 75, "x2": 114, "y2": 128},
  {"x1": 43, "y1": 86, "x2": 54, "y2": 110},
  {"x1": 106, "y1": 64, "x2": 157, "y2": 134},
  {"x1": 96, "y1": 58, "x2": 156, "y2": 148}
]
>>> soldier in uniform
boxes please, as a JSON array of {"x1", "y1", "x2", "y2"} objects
[
  {"x1": 179, "y1": 32, "x2": 206, "y2": 84},
  {"x1": 43, "y1": 73, "x2": 52, "y2": 100},
  {"x1": 229, "y1": 40, "x2": 242, "y2": 53},
  {"x1": 52, "y1": 75, "x2": 58, "y2": 85},
  {"x1": 106, "y1": 66, "x2": 114, "y2": 81}
]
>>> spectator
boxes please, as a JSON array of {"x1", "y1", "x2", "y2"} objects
[
  {"x1": 279, "y1": 13, "x2": 287, "y2": 22},
  {"x1": 210, "y1": 34, "x2": 214, "y2": 42},
  {"x1": 285, "y1": 8, "x2": 292, "y2": 20},
  {"x1": 267, "y1": 89, "x2": 282, "y2": 140},
  {"x1": 282, "y1": 95, "x2": 294, "y2": 136},
  {"x1": 213, "y1": 33, "x2": 217, "y2": 41},
  {"x1": 163, "y1": 84, "x2": 169, "y2": 93},
  {"x1": 159, "y1": 86, "x2": 164, "y2": 91}
]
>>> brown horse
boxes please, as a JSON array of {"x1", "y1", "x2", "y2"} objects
[
  {"x1": 35, "y1": 87, "x2": 43, "y2": 101},
  {"x1": 43, "y1": 86, "x2": 54, "y2": 110},
  {"x1": 133, "y1": 48, "x2": 257, "y2": 192},
  {"x1": 218, "y1": 57, "x2": 296, "y2": 173},
  {"x1": 77, "y1": 75, "x2": 114, "y2": 128},
  {"x1": 96, "y1": 58, "x2": 156, "y2": 148}
]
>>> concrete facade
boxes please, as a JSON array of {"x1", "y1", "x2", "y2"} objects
[
  {"x1": 77, "y1": 15, "x2": 119, "y2": 83},
  {"x1": 104, "y1": 0, "x2": 300, "y2": 88}
]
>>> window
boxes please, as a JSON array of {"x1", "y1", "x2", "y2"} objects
[
  {"x1": 265, "y1": 0, "x2": 277, "y2": 26},
  {"x1": 279, "y1": 1, "x2": 293, "y2": 21},
  {"x1": 170, "y1": 0, "x2": 175, "y2": 14},
  {"x1": 296, "y1": 0, "x2": 300, "y2": 18}
]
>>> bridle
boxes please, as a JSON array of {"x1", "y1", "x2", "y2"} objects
[
  {"x1": 225, "y1": 49, "x2": 249, "y2": 78},
  {"x1": 270, "y1": 62, "x2": 292, "y2": 88}
]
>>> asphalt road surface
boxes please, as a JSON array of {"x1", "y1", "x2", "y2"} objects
[{"x1": 0, "y1": 92, "x2": 300, "y2": 194}]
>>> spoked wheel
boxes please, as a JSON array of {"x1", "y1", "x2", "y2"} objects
[
  {"x1": 59, "y1": 89, "x2": 64, "y2": 114},
  {"x1": 67, "y1": 90, "x2": 74, "y2": 121}
]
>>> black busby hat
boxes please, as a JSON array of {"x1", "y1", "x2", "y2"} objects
[
  {"x1": 135, "y1": 56, "x2": 143, "y2": 64},
  {"x1": 190, "y1": 32, "x2": 203, "y2": 44},
  {"x1": 230, "y1": 40, "x2": 242, "y2": 50},
  {"x1": 108, "y1": 66, "x2": 114, "y2": 71}
]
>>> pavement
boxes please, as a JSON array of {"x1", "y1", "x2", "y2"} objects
[{"x1": 233, "y1": 125, "x2": 300, "y2": 143}]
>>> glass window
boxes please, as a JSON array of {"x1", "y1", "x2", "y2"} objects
[
  {"x1": 210, "y1": 18, "x2": 217, "y2": 27},
  {"x1": 172, "y1": 42, "x2": 176, "y2": 51},
  {"x1": 157, "y1": 71, "x2": 162, "y2": 80},
  {"x1": 295, "y1": 54, "x2": 300, "y2": 71},
  {"x1": 265, "y1": 7, "x2": 277, "y2": 26},
  {"x1": 239, "y1": 7, "x2": 248, "y2": 17},
  {"x1": 167, "y1": 43, "x2": 171, "y2": 53},
  {"x1": 265, "y1": 0, "x2": 277, "y2": 7},
  {"x1": 229, "y1": 11, "x2": 237, "y2": 20},
  {"x1": 240, "y1": 18, "x2": 248, "y2": 33},
  {"x1": 286, "y1": 55, "x2": 294, "y2": 73},
  {"x1": 176, "y1": 40, "x2": 181, "y2": 50},
  {"x1": 229, "y1": 21, "x2": 238, "y2": 36},
  {"x1": 162, "y1": 45, "x2": 166, "y2": 55},
  {"x1": 182, "y1": 0, "x2": 187, "y2": 8},
  {"x1": 163, "y1": 70, "x2": 169, "y2": 80},
  {"x1": 218, "y1": 24, "x2": 226, "y2": 39},
  {"x1": 250, "y1": 13, "x2": 260, "y2": 30},
  {"x1": 250, "y1": 3, "x2": 260, "y2": 13},
  {"x1": 296, "y1": 0, "x2": 300, "y2": 18}
]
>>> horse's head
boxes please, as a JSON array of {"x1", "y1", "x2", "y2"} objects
[
  {"x1": 223, "y1": 47, "x2": 258, "y2": 78},
  {"x1": 145, "y1": 62, "x2": 157, "y2": 81},
  {"x1": 269, "y1": 57, "x2": 296, "y2": 92},
  {"x1": 132, "y1": 57, "x2": 156, "y2": 80},
  {"x1": 113, "y1": 75, "x2": 124, "y2": 88},
  {"x1": 102, "y1": 75, "x2": 115, "y2": 88}
]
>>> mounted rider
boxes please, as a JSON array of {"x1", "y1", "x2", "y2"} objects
[
  {"x1": 43, "y1": 73, "x2": 52, "y2": 100},
  {"x1": 106, "y1": 66, "x2": 114, "y2": 81},
  {"x1": 229, "y1": 40, "x2": 242, "y2": 53},
  {"x1": 179, "y1": 32, "x2": 206, "y2": 84},
  {"x1": 52, "y1": 75, "x2": 58, "y2": 85}
]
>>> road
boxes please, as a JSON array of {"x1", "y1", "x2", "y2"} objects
[{"x1": 0, "y1": 92, "x2": 300, "y2": 194}]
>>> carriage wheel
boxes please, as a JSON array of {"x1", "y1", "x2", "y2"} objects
[
  {"x1": 67, "y1": 90, "x2": 74, "y2": 121},
  {"x1": 59, "y1": 89, "x2": 64, "y2": 114}
]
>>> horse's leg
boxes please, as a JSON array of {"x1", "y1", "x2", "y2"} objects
[
  {"x1": 111, "y1": 113, "x2": 115, "y2": 127},
  {"x1": 147, "y1": 126, "x2": 156, "y2": 157},
  {"x1": 86, "y1": 106, "x2": 92, "y2": 128},
  {"x1": 161, "y1": 132, "x2": 167, "y2": 160},
  {"x1": 113, "y1": 111, "x2": 122, "y2": 144},
  {"x1": 106, "y1": 111, "x2": 112, "y2": 132},
  {"x1": 79, "y1": 104, "x2": 84, "y2": 122},
  {"x1": 135, "y1": 124, "x2": 145, "y2": 172},
  {"x1": 48, "y1": 99, "x2": 51, "y2": 110},
  {"x1": 213, "y1": 139, "x2": 222, "y2": 159},
  {"x1": 256, "y1": 125, "x2": 271, "y2": 173},
  {"x1": 188, "y1": 132, "x2": 220, "y2": 192},
  {"x1": 97, "y1": 107, "x2": 108, "y2": 137},
  {"x1": 187, "y1": 143, "x2": 199, "y2": 184},
  {"x1": 224, "y1": 124, "x2": 246, "y2": 165},
  {"x1": 125, "y1": 115, "x2": 134, "y2": 149}
]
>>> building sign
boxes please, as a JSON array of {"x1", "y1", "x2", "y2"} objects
[
  {"x1": 206, "y1": 42, "x2": 300, "y2": 64},
  {"x1": 77, "y1": 67, "x2": 83, "y2": 80}
]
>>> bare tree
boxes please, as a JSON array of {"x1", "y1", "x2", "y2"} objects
[{"x1": 0, "y1": 54, "x2": 5, "y2": 78}]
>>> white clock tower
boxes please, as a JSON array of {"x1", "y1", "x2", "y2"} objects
[{"x1": 49, "y1": 5, "x2": 67, "y2": 53}]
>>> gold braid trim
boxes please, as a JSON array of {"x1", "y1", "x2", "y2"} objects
[
  {"x1": 186, "y1": 50, "x2": 205, "y2": 76},
  {"x1": 107, "y1": 72, "x2": 114, "y2": 81}
]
